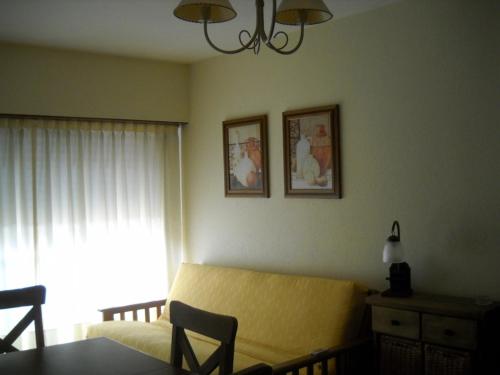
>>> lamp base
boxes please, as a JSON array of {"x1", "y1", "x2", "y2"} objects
[
  {"x1": 383, "y1": 262, "x2": 413, "y2": 298},
  {"x1": 381, "y1": 288, "x2": 413, "y2": 298}
]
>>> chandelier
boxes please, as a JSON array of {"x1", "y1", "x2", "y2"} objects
[{"x1": 173, "y1": 0, "x2": 333, "y2": 55}]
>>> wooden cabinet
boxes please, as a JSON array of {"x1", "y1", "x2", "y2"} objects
[{"x1": 366, "y1": 293, "x2": 499, "y2": 375}]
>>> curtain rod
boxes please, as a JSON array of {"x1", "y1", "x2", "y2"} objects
[{"x1": 0, "y1": 113, "x2": 187, "y2": 127}]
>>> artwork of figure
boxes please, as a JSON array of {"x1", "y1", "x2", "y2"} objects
[
  {"x1": 289, "y1": 114, "x2": 332, "y2": 189},
  {"x1": 283, "y1": 106, "x2": 341, "y2": 198},
  {"x1": 223, "y1": 116, "x2": 268, "y2": 197}
]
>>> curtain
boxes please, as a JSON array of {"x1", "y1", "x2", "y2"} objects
[{"x1": 0, "y1": 117, "x2": 183, "y2": 346}]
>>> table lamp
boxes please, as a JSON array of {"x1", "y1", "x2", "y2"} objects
[{"x1": 382, "y1": 220, "x2": 413, "y2": 297}]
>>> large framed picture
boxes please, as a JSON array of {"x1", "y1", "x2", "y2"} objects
[
  {"x1": 223, "y1": 115, "x2": 269, "y2": 197},
  {"x1": 283, "y1": 105, "x2": 341, "y2": 198}
]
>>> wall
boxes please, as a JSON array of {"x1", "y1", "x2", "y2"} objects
[
  {"x1": 0, "y1": 43, "x2": 189, "y2": 122},
  {"x1": 0, "y1": 42, "x2": 188, "y2": 292},
  {"x1": 184, "y1": 0, "x2": 500, "y2": 299}
]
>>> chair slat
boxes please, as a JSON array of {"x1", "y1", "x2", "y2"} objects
[
  {"x1": 198, "y1": 346, "x2": 223, "y2": 375},
  {"x1": 180, "y1": 330, "x2": 201, "y2": 371},
  {"x1": 4, "y1": 308, "x2": 36, "y2": 345},
  {"x1": 34, "y1": 304, "x2": 45, "y2": 348},
  {"x1": 0, "y1": 340, "x2": 17, "y2": 353}
]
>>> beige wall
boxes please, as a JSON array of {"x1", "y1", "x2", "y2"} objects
[
  {"x1": 0, "y1": 0, "x2": 498, "y2": 300},
  {"x1": 184, "y1": 0, "x2": 500, "y2": 299},
  {"x1": 0, "y1": 43, "x2": 189, "y2": 122}
]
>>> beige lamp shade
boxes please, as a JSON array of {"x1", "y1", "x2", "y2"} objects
[
  {"x1": 174, "y1": 0, "x2": 237, "y2": 23},
  {"x1": 276, "y1": 0, "x2": 333, "y2": 25}
]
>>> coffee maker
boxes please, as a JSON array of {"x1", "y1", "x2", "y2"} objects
[{"x1": 381, "y1": 221, "x2": 412, "y2": 298}]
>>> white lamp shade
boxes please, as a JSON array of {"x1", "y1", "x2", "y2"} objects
[
  {"x1": 383, "y1": 240, "x2": 404, "y2": 264},
  {"x1": 174, "y1": 0, "x2": 237, "y2": 23}
]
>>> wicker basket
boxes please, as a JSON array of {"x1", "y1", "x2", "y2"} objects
[
  {"x1": 380, "y1": 335, "x2": 422, "y2": 375},
  {"x1": 425, "y1": 344, "x2": 472, "y2": 375}
]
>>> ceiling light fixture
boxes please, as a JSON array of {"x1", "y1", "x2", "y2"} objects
[{"x1": 173, "y1": 0, "x2": 333, "y2": 55}]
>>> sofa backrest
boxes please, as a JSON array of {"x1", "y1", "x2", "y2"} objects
[{"x1": 163, "y1": 263, "x2": 367, "y2": 358}]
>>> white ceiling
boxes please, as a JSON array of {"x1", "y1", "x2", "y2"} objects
[{"x1": 0, "y1": 0, "x2": 400, "y2": 63}]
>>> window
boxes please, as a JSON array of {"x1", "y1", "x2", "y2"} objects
[{"x1": 0, "y1": 116, "x2": 183, "y2": 346}]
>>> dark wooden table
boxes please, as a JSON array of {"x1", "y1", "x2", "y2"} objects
[{"x1": 0, "y1": 337, "x2": 191, "y2": 375}]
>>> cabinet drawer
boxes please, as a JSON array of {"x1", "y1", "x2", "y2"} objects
[
  {"x1": 422, "y1": 314, "x2": 477, "y2": 350},
  {"x1": 373, "y1": 306, "x2": 420, "y2": 339}
]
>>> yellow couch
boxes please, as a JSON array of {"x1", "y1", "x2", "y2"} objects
[{"x1": 87, "y1": 263, "x2": 369, "y2": 372}]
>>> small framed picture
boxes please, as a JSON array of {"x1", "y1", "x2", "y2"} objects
[
  {"x1": 223, "y1": 115, "x2": 269, "y2": 197},
  {"x1": 283, "y1": 105, "x2": 341, "y2": 198}
]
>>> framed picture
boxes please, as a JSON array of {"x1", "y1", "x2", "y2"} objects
[
  {"x1": 223, "y1": 115, "x2": 269, "y2": 197},
  {"x1": 283, "y1": 105, "x2": 341, "y2": 198}
]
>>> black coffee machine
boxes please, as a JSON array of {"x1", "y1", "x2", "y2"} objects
[
  {"x1": 382, "y1": 261, "x2": 412, "y2": 297},
  {"x1": 381, "y1": 221, "x2": 413, "y2": 298}
]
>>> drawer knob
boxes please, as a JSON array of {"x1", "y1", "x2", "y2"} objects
[
  {"x1": 390, "y1": 319, "x2": 401, "y2": 326},
  {"x1": 443, "y1": 329, "x2": 455, "y2": 337}
]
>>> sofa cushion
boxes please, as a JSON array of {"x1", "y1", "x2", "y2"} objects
[
  {"x1": 87, "y1": 320, "x2": 171, "y2": 361},
  {"x1": 87, "y1": 319, "x2": 267, "y2": 371},
  {"x1": 162, "y1": 263, "x2": 367, "y2": 359}
]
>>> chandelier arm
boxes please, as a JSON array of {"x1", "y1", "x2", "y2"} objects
[
  {"x1": 253, "y1": 38, "x2": 261, "y2": 55},
  {"x1": 239, "y1": 30, "x2": 254, "y2": 48},
  {"x1": 267, "y1": 0, "x2": 277, "y2": 43},
  {"x1": 267, "y1": 22, "x2": 305, "y2": 55},
  {"x1": 203, "y1": 20, "x2": 259, "y2": 54},
  {"x1": 269, "y1": 31, "x2": 289, "y2": 50},
  {"x1": 255, "y1": 0, "x2": 268, "y2": 42}
]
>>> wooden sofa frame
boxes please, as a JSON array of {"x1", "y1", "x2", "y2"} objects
[
  {"x1": 99, "y1": 299, "x2": 166, "y2": 322},
  {"x1": 98, "y1": 297, "x2": 374, "y2": 375}
]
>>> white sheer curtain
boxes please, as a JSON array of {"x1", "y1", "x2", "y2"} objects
[{"x1": 0, "y1": 117, "x2": 182, "y2": 346}]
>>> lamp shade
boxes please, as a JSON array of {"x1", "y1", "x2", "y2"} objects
[
  {"x1": 383, "y1": 239, "x2": 404, "y2": 264},
  {"x1": 276, "y1": 0, "x2": 333, "y2": 25},
  {"x1": 174, "y1": 0, "x2": 237, "y2": 23}
]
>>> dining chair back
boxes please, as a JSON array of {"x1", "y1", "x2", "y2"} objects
[
  {"x1": 170, "y1": 300, "x2": 238, "y2": 375},
  {"x1": 0, "y1": 285, "x2": 46, "y2": 353}
]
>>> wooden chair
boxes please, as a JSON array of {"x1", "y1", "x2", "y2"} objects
[
  {"x1": 0, "y1": 285, "x2": 46, "y2": 353},
  {"x1": 170, "y1": 300, "x2": 238, "y2": 375}
]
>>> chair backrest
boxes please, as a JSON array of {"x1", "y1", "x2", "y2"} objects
[
  {"x1": 170, "y1": 300, "x2": 238, "y2": 375},
  {"x1": 0, "y1": 285, "x2": 46, "y2": 353}
]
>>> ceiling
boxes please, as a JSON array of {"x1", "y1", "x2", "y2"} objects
[{"x1": 0, "y1": 0, "x2": 400, "y2": 63}]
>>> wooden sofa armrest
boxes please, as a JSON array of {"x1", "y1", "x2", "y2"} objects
[
  {"x1": 99, "y1": 299, "x2": 166, "y2": 322},
  {"x1": 233, "y1": 364, "x2": 273, "y2": 375},
  {"x1": 272, "y1": 337, "x2": 372, "y2": 375}
]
